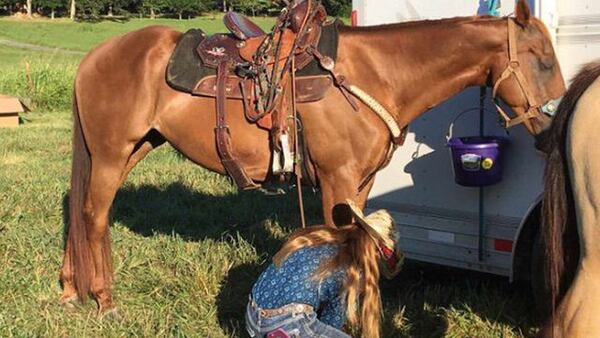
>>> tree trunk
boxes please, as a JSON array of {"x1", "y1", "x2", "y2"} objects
[
  {"x1": 178, "y1": 11, "x2": 182, "y2": 20},
  {"x1": 150, "y1": 7, "x2": 155, "y2": 19},
  {"x1": 222, "y1": 0, "x2": 226, "y2": 12},
  {"x1": 70, "y1": 0, "x2": 76, "y2": 20},
  {"x1": 107, "y1": 4, "x2": 113, "y2": 16},
  {"x1": 26, "y1": 0, "x2": 32, "y2": 18},
  {"x1": 51, "y1": 8, "x2": 55, "y2": 19}
]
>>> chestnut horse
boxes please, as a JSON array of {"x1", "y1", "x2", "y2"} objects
[
  {"x1": 537, "y1": 61, "x2": 600, "y2": 337},
  {"x1": 61, "y1": 1, "x2": 565, "y2": 313}
]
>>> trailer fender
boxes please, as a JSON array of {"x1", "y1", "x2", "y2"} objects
[{"x1": 509, "y1": 194, "x2": 543, "y2": 282}]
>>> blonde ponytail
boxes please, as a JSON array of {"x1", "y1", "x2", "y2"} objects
[{"x1": 272, "y1": 224, "x2": 384, "y2": 338}]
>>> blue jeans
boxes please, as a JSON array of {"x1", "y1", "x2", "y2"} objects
[{"x1": 245, "y1": 301, "x2": 351, "y2": 338}]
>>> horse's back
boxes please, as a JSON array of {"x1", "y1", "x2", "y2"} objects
[
  {"x1": 74, "y1": 26, "x2": 182, "y2": 148},
  {"x1": 77, "y1": 25, "x2": 181, "y2": 88}
]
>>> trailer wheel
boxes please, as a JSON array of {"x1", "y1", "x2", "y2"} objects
[{"x1": 530, "y1": 229, "x2": 551, "y2": 319}]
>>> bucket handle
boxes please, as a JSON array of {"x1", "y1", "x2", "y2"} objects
[{"x1": 446, "y1": 107, "x2": 498, "y2": 142}]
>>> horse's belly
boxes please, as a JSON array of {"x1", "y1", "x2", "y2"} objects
[{"x1": 154, "y1": 93, "x2": 272, "y2": 181}]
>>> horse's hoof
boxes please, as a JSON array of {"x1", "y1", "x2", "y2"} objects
[
  {"x1": 99, "y1": 307, "x2": 121, "y2": 321},
  {"x1": 59, "y1": 294, "x2": 79, "y2": 307}
]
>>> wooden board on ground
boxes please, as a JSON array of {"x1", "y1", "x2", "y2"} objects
[{"x1": 0, "y1": 95, "x2": 26, "y2": 128}]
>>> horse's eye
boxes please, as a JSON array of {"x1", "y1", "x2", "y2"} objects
[{"x1": 539, "y1": 57, "x2": 554, "y2": 71}]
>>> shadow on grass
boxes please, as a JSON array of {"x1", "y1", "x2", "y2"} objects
[
  {"x1": 216, "y1": 262, "x2": 262, "y2": 336},
  {"x1": 61, "y1": 182, "x2": 537, "y2": 337},
  {"x1": 61, "y1": 181, "x2": 321, "y2": 334},
  {"x1": 214, "y1": 260, "x2": 538, "y2": 338},
  {"x1": 108, "y1": 182, "x2": 324, "y2": 336},
  {"x1": 379, "y1": 262, "x2": 538, "y2": 338},
  {"x1": 110, "y1": 182, "x2": 322, "y2": 241},
  {"x1": 75, "y1": 15, "x2": 131, "y2": 23}
]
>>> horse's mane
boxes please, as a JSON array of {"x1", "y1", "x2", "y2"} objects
[
  {"x1": 537, "y1": 60, "x2": 600, "y2": 321},
  {"x1": 338, "y1": 15, "x2": 500, "y2": 34}
]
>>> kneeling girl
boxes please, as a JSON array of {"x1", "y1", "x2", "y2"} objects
[{"x1": 245, "y1": 200, "x2": 404, "y2": 338}]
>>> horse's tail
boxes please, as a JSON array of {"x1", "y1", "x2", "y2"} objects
[
  {"x1": 537, "y1": 61, "x2": 600, "y2": 320},
  {"x1": 66, "y1": 85, "x2": 94, "y2": 302}
]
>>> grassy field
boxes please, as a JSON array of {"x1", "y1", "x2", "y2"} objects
[
  {"x1": 0, "y1": 15, "x2": 275, "y2": 52},
  {"x1": 0, "y1": 17, "x2": 540, "y2": 337},
  {"x1": 0, "y1": 46, "x2": 80, "y2": 70}
]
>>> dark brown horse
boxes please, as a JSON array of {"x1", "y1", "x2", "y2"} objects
[{"x1": 61, "y1": 0, "x2": 565, "y2": 313}]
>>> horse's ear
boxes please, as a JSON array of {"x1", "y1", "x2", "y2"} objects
[{"x1": 515, "y1": 0, "x2": 531, "y2": 27}]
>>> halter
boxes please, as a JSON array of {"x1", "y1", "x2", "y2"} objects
[{"x1": 492, "y1": 18, "x2": 560, "y2": 128}]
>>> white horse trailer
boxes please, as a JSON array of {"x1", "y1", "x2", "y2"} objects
[{"x1": 353, "y1": 0, "x2": 600, "y2": 282}]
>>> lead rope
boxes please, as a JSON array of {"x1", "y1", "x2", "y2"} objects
[{"x1": 291, "y1": 55, "x2": 306, "y2": 228}]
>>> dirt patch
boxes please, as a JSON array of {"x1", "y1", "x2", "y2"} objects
[
  {"x1": 0, "y1": 153, "x2": 24, "y2": 165},
  {"x1": 10, "y1": 12, "x2": 43, "y2": 20}
]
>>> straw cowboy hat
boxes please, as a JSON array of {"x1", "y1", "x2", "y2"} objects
[{"x1": 346, "y1": 199, "x2": 404, "y2": 279}]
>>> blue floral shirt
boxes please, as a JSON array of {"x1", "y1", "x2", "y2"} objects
[{"x1": 251, "y1": 244, "x2": 347, "y2": 329}]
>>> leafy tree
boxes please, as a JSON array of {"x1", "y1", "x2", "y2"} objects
[
  {"x1": 38, "y1": 0, "x2": 67, "y2": 18},
  {"x1": 0, "y1": 0, "x2": 18, "y2": 15},
  {"x1": 321, "y1": 0, "x2": 350, "y2": 17},
  {"x1": 232, "y1": 0, "x2": 270, "y2": 16},
  {"x1": 69, "y1": 0, "x2": 75, "y2": 19},
  {"x1": 105, "y1": 0, "x2": 131, "y2": 16},
  {"x1": 76, "y1": 0, "x2": 107, "y2": 18},
  {"x1": 165, "y1": 0, "x2": 206, "y2": 19},
  {"x1": 141, "y1": 0, "x2": 164, "y2": 18},
  {"x1": 26, "y1": 0, "x2": 32, "y2": 17}
]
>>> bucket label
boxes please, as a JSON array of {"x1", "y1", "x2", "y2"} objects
[{"x1": 461, "y1": 153, "x2": 481, "y2": 171}]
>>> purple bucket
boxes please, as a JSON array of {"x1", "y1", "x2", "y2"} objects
[{"x1": 447, "y1": 136, "x2": 507, "y2": 187}]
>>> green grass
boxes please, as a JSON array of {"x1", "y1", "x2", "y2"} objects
[
  {"x1": 0, "y1": 110, "x2": 539, "y2": 337},
  {"x1": 0, "y1": 15, "x2": 275, "y2": 52},
  {"x1": 0, "y1": 45, "x2": 79, "y2": 70},
  {"x1": 0, "y1": 18, "x2": 540, "y2": 337},
  {"x1": 0, "y1": 56, "x2": 77, "y2": 111}
]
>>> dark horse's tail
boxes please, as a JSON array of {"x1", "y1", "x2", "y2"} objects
[
  {"x1": 64, "y1": 87, "x2": 94, "y2": 302},
  {"x1": 536, "y1": 61, "x2": 600, "y2": 324}
]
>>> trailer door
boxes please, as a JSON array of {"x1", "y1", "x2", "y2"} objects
[{"x1": 556, "y1": 0, "x2": 600, "y2": 80}]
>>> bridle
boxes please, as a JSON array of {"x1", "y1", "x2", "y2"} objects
[{"x1": 492, "y1": 18, "x2": 561, "y2": 128}]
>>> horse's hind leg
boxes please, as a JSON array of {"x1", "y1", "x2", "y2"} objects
[
  {"x1": 59, "y1": 241, "x2": 78, "y2": 304},
  {"x1": 84, "y1": 157, "x2": 128, "y2": 312},
  {"x1": 60, "y1": 131, "x2": 161, "y2": 309},
  {"x1": 87, "y1": 133, "x2": 163, "y2": 312}
]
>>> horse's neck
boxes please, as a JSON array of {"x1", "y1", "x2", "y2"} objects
[{"x1": 338, "y1": 18, "x2": 506, "y2": 127}]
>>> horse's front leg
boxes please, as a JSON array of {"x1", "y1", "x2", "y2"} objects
[{"x1": 318, "y1": 168, "x2": 375, "y2": 227}]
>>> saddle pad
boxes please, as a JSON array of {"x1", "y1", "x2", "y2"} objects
[
  {"x1": 166, "y1": 20, "x2": 342, "y2": 94},
  {"x1": 166, "y1": 29, "x2": 215, "y2": 93},
  {"x1": 296, "y1": 18, "x2": 342, "y2": 77}
]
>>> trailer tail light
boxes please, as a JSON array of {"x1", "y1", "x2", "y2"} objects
[
  {"x1": 351, "y1": 10, "x2": 358, "y2": 27},
  {"x1": 494, "y1": 239, "x2": 513, "y2": 252}
]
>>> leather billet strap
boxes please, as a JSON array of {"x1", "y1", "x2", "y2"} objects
[
  {"x1": 214, "y1": 61, "x2": 260, "y2": 190},
  {"x1": 492, "y1": 18, "x2": 543, "y2": 128}
]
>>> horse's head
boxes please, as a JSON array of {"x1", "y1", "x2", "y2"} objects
[{"x1": 489, "y1": 0, "x2": 566, "y2": 135}]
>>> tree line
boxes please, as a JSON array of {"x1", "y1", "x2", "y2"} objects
[{"x1": 0, "y1": 0, "x2": 350, "y2": 21}]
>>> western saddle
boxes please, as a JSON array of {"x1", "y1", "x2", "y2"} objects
[
  {"x1": 193, "y1": 0, "x2": 328, "y2": 191},
  {"x1": 192, "y1": 0, "x2": 406, "y2": 200}
]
